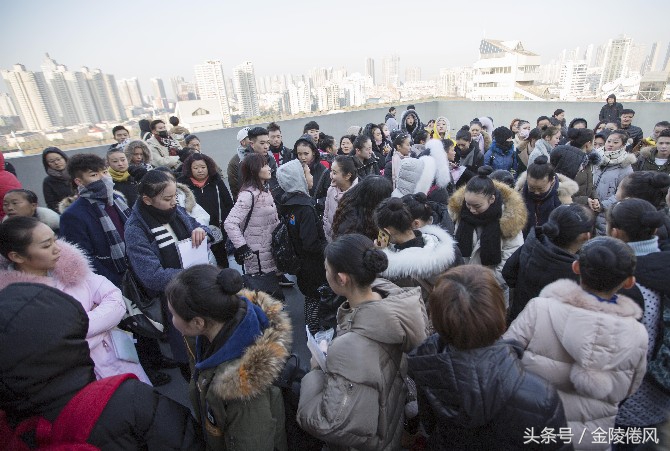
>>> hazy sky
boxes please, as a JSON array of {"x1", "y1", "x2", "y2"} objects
[{"x1": 2, "y1": 0, "x2": 668, "y2": 97}]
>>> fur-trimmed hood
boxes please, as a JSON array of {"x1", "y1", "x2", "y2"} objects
[
  {"x1": 208, "y1": 289, "x2": 291, "y2": 401},
  {"x1": 539, "y1": 279, "x2": 642, "y2": 319},
  {"x1": 380, "y1": 225, "x2": 458, "y2": 280},
  {"x1": 0, "y1": 239, "x2": 92, "y2": 291},
  {"x1": 514, "y1": 172, "x2": 579, "y2": 205},
  {"x1": 176, "y1": 182, "x2": 197, "y2": 213},
  {"x1": 2, "y1": 207, "x2": 60, "y2": 232},
  {"x1": 400, "y1": 109, "x2": 422, "y2": 134},
  {"x1": 448, "y1": 180, "x2": 528, "y2": 239},
  {"x1": 421, "y1": 139, "x2": 452, "y2": 188}
]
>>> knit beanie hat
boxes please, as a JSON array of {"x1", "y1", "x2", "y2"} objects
[{"x1": 492, "y1": 126, "x2": 513, "y2": 144}]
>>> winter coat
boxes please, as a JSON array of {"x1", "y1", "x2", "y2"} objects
[
  {"x1": 456, "y1": 142, "x2": 485, "y2": 188},
  {"x1": 3, "y1": 206, "x2": 61, "y2": 234},
  {"x1": 504, "y1": 279, "x2": 648, "y2": 449},
  {"x1": 178, "y1": 174, "x2": 233, "y2": 231},
  {"x1": 308, "y1": 157, "x2": 331, "y2": 202},
  {"x1": 400, "y1": 109, "x2": 422, "y2": 136},
  {"x1": 0, "y1": 240, "x2": 149, "y2": 384},
  {"x1": 636, "y1": 147, "x2": 670, "y2": 174},
  {"x1": 188, "y1": 289, "x2": 290, "y2": 451},
  {"x1": 379, "y1": 225, "x2": 462, "y2": 301},
  {"x1": 0, "y1": 282, "x2": 204, "y2": 450},
  {"x1": 224, "y1": 186, "x2": 279, "y2": 274},
  {"x1": 528, "y1": 138, "x2": 553, "y2": 166},
  {"x1": 484, "y1": 141, "x2": 520, "y2": 177},
  {"x1": 0, "y1": 152, "x2": 21, "y2": 220},
  {"x1": 408, "y1": 335, "x2": 568, "y2": 450},
  {"x1": 297, "y1": 278, "x2": 428, "y2": 451},
  {"x1": 43, "y1": 175, "x2": 73, "y2": 213},
  {"x1": 385, "y1": 115, "x2": 399, "y2": 132},
  {"x1": 146, "y1": 134, "x2": 180, "y2": 169},
  {"x1": 391, "y1": 140, "x2": 451, "y2": 198},
  {"x1": 593, "y1": 152, "x2": 636, "y2": 233},
  {"x1": 227, "y1": 152, "x2": 242, "y2": 201},
  {"x1": 124, "y1": 203, "x2": 209, "y2": 295},
  {"x1": 176, "y1": 182, "x2": 211, "y2": 226},
  {"x1": 515, "y1": 172, "x2": 578, "y2": 235},
  {"x1": 550, "y1": 145, "x2": 600, "y2": 206},
  {"x1": 503, "y1": 227, "x2": 579, "y2": 323},
  {"x1": 599, "y1": 102, "x2": 623, "y2": 123},
  {"x1": 448, "y1": 181, "x2": 527, "y2": 290},
  {"x1": 353, "y1": 154, "x2": 379, "y2": 178},
  {"x1": 59, "y1": 194, "x2": 129, "y2": 287},
  {"x1": 323, "y1": 179, "x2": 358, "y2": 242},
  {"x1": 112, "y1": 176, "x2": 139, "y2": 207}
]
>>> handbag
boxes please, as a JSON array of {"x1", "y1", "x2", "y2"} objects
[
  {"x1": 119, "y1": 267, "x2": 166, "y2": 339},
  {"x1": 317, "y1": 284, "x2": 346, "y2": 331},
  {"x1": 242, "y1": 250, "x2": 284, "y2": 301}
]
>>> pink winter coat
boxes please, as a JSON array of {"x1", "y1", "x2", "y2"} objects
[
  {"x1": 323, "y1": 179, "x2": 358, "y2": 243},
  {"x1": 224, "y1": 186, "x2": 279, "y2": 274},
  {"x1": 0, "y1": 240, "x2": 150, "y2": 384},
  {"x1": 504, "y1": 279, "x2": 647, "y2": 450}
]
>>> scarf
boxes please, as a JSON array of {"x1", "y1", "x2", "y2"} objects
[
  {"x1": 46, "y1": 167, "x2": 70, "y2": 182},
  {"x1": 190, "y1": 177, "x2": 208, "y2": 189},
  {"x1": 522, "y1": 177, "x2": 562, "y2": 231},
  {"x1": 108, "y1": 166, "x2": 130, "y2": 182},
  {"x1": 601, "y1": 148, "x2": 629, "y2": 167},
  {"x1": 155, "y1": 133, "x2": 181, "y2": 156},
  {"x1": 459, "y1": 143, "x2": 478, "y2": 168},
  {"x1": 139, "y1": 202, "x2": 190, "y2": 270},
  {"x1": 455, "y1": 190, "x2": 503, "y2": 266},
  {"x1": 78, "y1": 179, "x2": 131, "y2": 273}
]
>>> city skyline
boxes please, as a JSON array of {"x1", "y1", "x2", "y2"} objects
[{"x1": 2, "y1": 0, "x2": 669, "y2": 98}]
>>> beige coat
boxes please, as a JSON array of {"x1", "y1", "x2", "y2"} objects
[
  {"x1": 514, "y1": 172, "x2": 579, "y2": 205},
  {"x1": 504, "y1": 279, "x2": 648, "y2": 450},
  {"x1": 146, "y1": 134, "x2": 180, "y2": 169},
  {"x1": 297, "y1": 278, "x2": 427, "y2": 450}
]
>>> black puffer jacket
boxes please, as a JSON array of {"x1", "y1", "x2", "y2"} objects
[
  {"x1": 503, "y1": 227, "x2": 578, "y2": 323},
  {"x1": 178, "y1": 174, "x2": 233, "y2": 230},
  {"x1": 550, "y1": 144, "x2": 585, "y2": 180},
  {"x1": 113, "y1": 176, "x2": 139, "y2": 207},
  {"x1": 408, "y1": 334, "x2": 569, "y2": 451},
  {"x1": 0, "y1": 283, "x2": 204, "y2": 450}
]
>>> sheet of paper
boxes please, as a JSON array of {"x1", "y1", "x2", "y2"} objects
[
  {"x1": 306, "y1": 325, "x2": 327, "y2": 371},
  {"x1": 177, "y1": 237, "x2": 209, "y2": 269}
]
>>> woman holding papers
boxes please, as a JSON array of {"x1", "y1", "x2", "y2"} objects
[
  {"x1": 125, "y1": 169, "x2": 213, "y2": 382},
  {"x1": 166, "y1": 266, "x2": 291, "y2": 450},
  {"x1": 297, "y1": 233, "x2": 427, "y2": 450}
]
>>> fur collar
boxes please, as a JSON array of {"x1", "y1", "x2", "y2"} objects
[
  {"x1": 209, "y1": 289, "x2": 291, "y2": 401},
  {"x1": 423, "y1": 139, "x2": 452, "y2": 188},
  {"x1": 0, "y1": 239, "x2": 92, "y2": 291},
  {"x1": 538, "y1": 279, "x2": 642, "y2": 319},
  {"x1": 380, "y1": 225, "x2": 457, "y2": 279},
  {"x1": 36, "y1": 207, "x2": 61, "y2": 231},
  {"x1": 448, "y1": 180, "x2": 528, "y2": 239},
  {"x1": 514, "y1": 172, "x2": 579, "y2": 205},
  {"x1": 176, "y1": 182, "x2": 197, "y2": 213}
]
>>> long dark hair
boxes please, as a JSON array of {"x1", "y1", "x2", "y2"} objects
[
  {"x1": 240, "y1": 153, "x2": 267, "y2": 192},
  {"x1": 332, "y1": 175, "x2": 392, "y2": 240}
]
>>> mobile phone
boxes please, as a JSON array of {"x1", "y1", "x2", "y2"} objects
[{"x1": 377, "y1": 229, "x2": 390, "y2": 248}]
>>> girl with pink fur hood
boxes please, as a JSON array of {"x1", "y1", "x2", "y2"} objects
[
  {"x1": 0, "y1": 216, "x2": 150, "y2": 384},
  {"x1": 504, "y1": 236, "x2": 648, "y2": 450}
]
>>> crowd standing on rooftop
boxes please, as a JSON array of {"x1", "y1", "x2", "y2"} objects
[{"x1": 2, "y1": 100, "x2": 670, "y2": 450}]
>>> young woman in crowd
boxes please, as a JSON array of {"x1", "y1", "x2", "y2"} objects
[
  {"x1": 166, "y1": 266, "x2": 290, "y2": 450},
  {"x1": 297, "y1": 233, "x2": 427, "y2": 450},
  {"x1": 516, "y1": 126, "x2": 541, "y2": 175},
  {"x1": 374, "y1": 197, "x2": 461, "y2": 300},
  {"x1": 178, "y1": 153, "x2": 233, "y2": 268},
  {"x1": 125, "y1": 169, "x2": 212, "y2": 384},
  {"x1": 550, "y1": 128, "x2": 599, "y2": 211},
  {"x1": 41, "y1": 146, "x2": 73, "y2": 212},
  {"x1": 454, "y1": 126, "x2": 485, "y2": 188},
  {"x1": 277, "y1": 159, "x2": 327, "y2": 334},
  {"x1": 125, "y1": 140, "x2": 153, "y2": 171},
  {"x1": 509, "y1": 118, "x2": 521, "y2": 134},
  {"x1": 402, "y1": 192, "x2": 455, "y2": 234},
  {"x1": 430, "y1": 116, "x2": 450, "y2": 140},
  {"x1": 615, "y1": 171, "x2": 670, "y2": 246},
  {"x1": 513, "y1": 119, "x2": 532, "y2": 152},
  {"x1": 468, "y1": 119, "x2": 491, "y2": 154},
  {"x1": 528, "y1": 126, "x2": 561, "y2": 166},
  {"x1": 332, "y1": 175, "x2": 392, "y2": 240},
  {"x1": 351, "y1": 134, "x2": 379, "y2": 178},
  {"x1": 224, "y1": 153, "x2": 280, "y2": 274},
  {"x1": 408, "y1": 266, "x2": 568, "y2": 450},
  {"x1": 515, "y1": 156, "x2": 578, "y2": 237},
  {"x1": 107, "y1": 147, "x2": 139, "y2": 206},
  {"x1": 0, "y1": 216, "x2": 150, "y2": 384},
  {"x1": 292, "y1": 135, "x2": 330, "y2": 204},
  {"x1": 606, "y1": 199, "x2": 670, "y2": 438},
  {"x1": 384, "y1": 131, "x2": 413, "y2": 189},
  {"x1": 504, "y1": 236, "x2": 648, "y2": 448},
  {"x1": 503, "y1": 204, "x2": 594, "y2": 323},
  {"x1": 3, "y1": 189, "x2": 60, "y2": 233},
  {"x1": 449, "y1": 166, "x2": 526, "y2": 300},
  {"x1": 401, "y1": 109, "x2": 421, "y2": 137},
  {"x1": 317, "y1": 134, "x2": 336, "y2": 166},
  {"x1": 323, "y1": 155, "x2": 358, "y2": 242},
  {"x1": 338, "y1": 134, "x2": 355, "y2": 155}
]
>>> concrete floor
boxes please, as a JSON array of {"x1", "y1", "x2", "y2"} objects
[{"x1": 154, "y1": 259, "x2": 309, "y2": 407}]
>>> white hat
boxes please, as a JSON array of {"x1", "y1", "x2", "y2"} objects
[{"x1": 236, "y1": 127, "x2": 250, "y2": 142}]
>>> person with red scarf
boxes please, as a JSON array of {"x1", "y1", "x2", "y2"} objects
[{"x1": 146, "y1": 119, "x2": 189, "y2": 170}]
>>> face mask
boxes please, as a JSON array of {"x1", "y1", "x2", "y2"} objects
[
  {"x1": 518, "y1": 129, "x2": 530, "y2": 139},
  {"x1": 158, "y1": 131, "x2": 169, "y2": 138}
]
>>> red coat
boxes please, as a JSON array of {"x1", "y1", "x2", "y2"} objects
[{"x1": 0, "y1": 152, "x2": 22, "y2": 220}]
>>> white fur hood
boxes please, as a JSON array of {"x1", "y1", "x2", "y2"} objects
[{"x1": 380, "y1": 225, "x2": 458, "y2": 280}]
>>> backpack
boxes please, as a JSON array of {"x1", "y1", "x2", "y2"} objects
[
  {"x1": 0, "y1": 374, "x2": 136, "y2": 450},
  {"x1": 271, "y1": 214, "x2": 301, "y2": 275}
]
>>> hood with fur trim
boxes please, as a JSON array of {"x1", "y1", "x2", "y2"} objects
[
  {"x1": 0, "y1": 239, "x2": 92, "y2": 291},
  {"x1": 175, "y1": 182, "x2": 198, "y2": 213},
  {"x1": 380, "y1": 225, "x2": 458, "y2": 280},
  {"x1": 421, "y1": 139, "x2": 452, "y2": 188},
  {"x1": 448, "y1": 180, "x2": 528, "y2": 239},
  {"x1": 514, "y1": 172, "x2": 579, "y2": 205},
  {"x1": 400, "y1": 109, "x2": 422, "y2": 135},
  {"x1": 2, "y1": 207, "x2": 61, "y2": 231},
  {"x1": 208, "y1": 289, "x2": 291, "y2": 401}
]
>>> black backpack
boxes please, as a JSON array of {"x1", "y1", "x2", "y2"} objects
[{"x1": 271, "y1": 214, "x2": 301, "y2": 275}]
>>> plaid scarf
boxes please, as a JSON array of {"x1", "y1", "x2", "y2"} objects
[
  {"x1": 78, "y1": 180, "x2": 131, "y2": 273},
  {"x1": 155, "y1": 134, "x2": 181, "y2": 156}
]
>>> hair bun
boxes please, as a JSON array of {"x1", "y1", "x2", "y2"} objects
[
  {"x1": 216, "y1": 269, "x2": 243, "y2": 295},
  {"x1": 639, "y1": 211, "x2": 664, "y2": 229},
  {"x1": 541, "y1": 221, "x2": 560, "y2": 239},
  {"x1": 567, "y1": 128, "x2": 580, "y2": 140},
  {"x1": 477, "y1": 165, "x2": 494, "y2": 177},
  {"x1": 362, "y1": 248, "x2": 388, "y2": 273},
  {"x1": 534, "y1": 155, "x2": 549, "y2": 165},
  {"x1": 413, "y1": 192, "x2": 428, "y2": 203},
  {"x1": 387, "y1": 197, "x2": 405, "y2": 211},
  {"x1": 460, "y1": 125, "x2": 470, "y2": 131},
  {"x1": 650, "y1": 172, "x2": 670, "y2": 189}
]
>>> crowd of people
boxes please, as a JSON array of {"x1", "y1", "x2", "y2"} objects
[{"x1": 2, "y1": 100, "x2": 670, "y2": 450}]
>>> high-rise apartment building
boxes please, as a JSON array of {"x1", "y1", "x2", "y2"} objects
[
  {"x1": 233, "y1": 61, "x2": 260, "y2": 118},
  {"x1": 194, "y1": 60, "x2": 231, "y2": 127},
  {"x1": 1, "y1": 64, "x2": 55, "y2": 130},
  {"x1": 117, "y1": 77, "x2": 145, "y2": 108},
  {"x1": 0, "y1": 92, "x2": 18, "y2": 117},
  {"x1": 382, "y1": 55, "x2": 400, "y2": 87},
  {"x1": 365, "y1": 58, "x2": 375, "y2": 85},
  {"x1": 40, "y1": 54, "x2": 78, "y2": 126},
  {"x1": 599, "y1": 35, "x2": 632, "y2": 91},
  {"x1": 559, "y1": 61, "x2": 588, "y2": 100},
  {"x1": 405, "y1": 67, "x2": 422, "y2": 83},
  {"x1": 150, "y1": 77, "x2": 168, "y2": 110},
  {"x1": 645, "y1": 42, "x2": 661, "y2": 73},
  {"x1": 663, "y1": 42, "x2": 670, "y2": 73}
]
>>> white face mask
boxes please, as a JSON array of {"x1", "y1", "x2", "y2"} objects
[{"x1": 518, "y1": 129, "x2": 530, "y2": 139}]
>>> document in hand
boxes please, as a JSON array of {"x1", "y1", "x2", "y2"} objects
[
  {"x1": 306, "y1": 325, "x2": 327, "y2": 371},
  {"x1": 177, "y1": 237, "x2": 209, "y2": 268}
]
